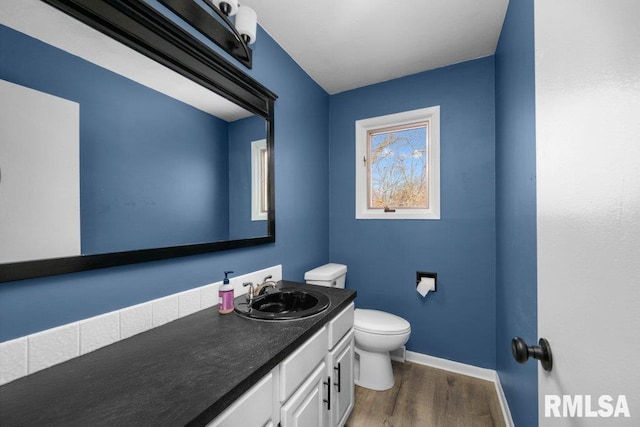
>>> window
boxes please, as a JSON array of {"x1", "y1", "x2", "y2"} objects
[
  {"x1": 355, "y1": 106, "x2": 440, "y2": 219},
  {"x1": 251, "y1": 139, "x2": 268, "y2": 221}
]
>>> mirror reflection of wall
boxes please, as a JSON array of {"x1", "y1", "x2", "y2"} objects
[{"x1": 0, "y1": 0, "x2": 269, "y2": 264}]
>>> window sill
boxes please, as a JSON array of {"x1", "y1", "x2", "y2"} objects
[{"x1": 356, "y1": 209, "x2": 440, "y2": 220}]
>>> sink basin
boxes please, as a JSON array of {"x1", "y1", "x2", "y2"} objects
[{"x1": 234, "y1": 288, "x2": 330, "y2": 320}]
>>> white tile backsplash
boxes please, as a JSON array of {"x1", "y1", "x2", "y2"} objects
[
  {"x1": 28, "y1": 323, "x2": 79, "y2": 375},
  {"x1": 152, "y1": 295, "x2": 179, "y2": 327},
  {"x1": 80, "y1": 312, "x2": 120, "y2": 355},
  {"x1": 178, "y1": 288, "x2": 201, "y2": 317},
  {"x1": 200, "y1": 283, "x2": 220, "y2": 309},
  {"x1": 120, "y1": 302, "x2": 152, "y2": 340},
  {"x1": 1, "y1": 265, "x2": 282, "y2": 385},
  {"x1": 0, "y1": 337, "x2": 28, "y2": 386}
]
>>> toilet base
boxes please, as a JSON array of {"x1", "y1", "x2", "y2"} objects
[{"x1": 354, "y1": 346, "x2": 394, "y2": 391}]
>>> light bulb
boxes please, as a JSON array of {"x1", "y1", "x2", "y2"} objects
[{"x1": 235, "y1": 5, "x2": 257, "y2": 44}]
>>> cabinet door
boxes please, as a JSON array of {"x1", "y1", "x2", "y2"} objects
[
  {"x1": 330, "y1": 331, "x2": 354, "y2": 427},
  {"x1": 281, "y1": 362, "x2": 328, "y2": 427}
]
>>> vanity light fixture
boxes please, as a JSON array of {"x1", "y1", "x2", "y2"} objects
[{"x1": 159, "y1": 0, "x2": 257, "y2": 69}]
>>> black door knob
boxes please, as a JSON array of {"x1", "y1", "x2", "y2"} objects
[{"x1": 512, "y1": 337, "x2": 553, "y2": 372}]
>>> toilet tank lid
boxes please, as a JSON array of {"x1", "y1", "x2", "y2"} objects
[{"x1": 304, "y1": 263, "x2": 347, "y2": 281}]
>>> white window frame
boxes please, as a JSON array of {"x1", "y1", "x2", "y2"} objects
[
  {"x1": 251, "y1": 139, "x2": 268, "y2": 221},
  {"x1": 355, "y1": 106, "x2": 440, "y2": 220}
]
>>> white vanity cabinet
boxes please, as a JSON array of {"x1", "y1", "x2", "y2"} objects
[
  {"x1": 208, "y1": 302, "x2": 355, "y2": 427},
  {"x1": 281, "y1": 303, "x2": 355, "y2": 427}
]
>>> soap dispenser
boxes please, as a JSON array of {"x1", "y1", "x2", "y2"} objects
[{"x1": 218, "y1": 271, "x2": 235, "y2": 314}]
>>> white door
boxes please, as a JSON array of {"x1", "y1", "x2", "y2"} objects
[
  {"x1": 0, "y1": 80, "x2": 80, "y2": 263},
  {"x1": 536, "y1": 0, "x2": 640, "y2": 425}
]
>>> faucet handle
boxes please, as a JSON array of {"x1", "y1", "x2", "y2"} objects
[
  {"x1": 243, "y1": 282, "x2": 255, "y2": 299},
  {"x1": 261, "y1": 274, "x2": 273, "y2": 284}
]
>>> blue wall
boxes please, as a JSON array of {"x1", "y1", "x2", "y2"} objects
[
  {"x1": 0, "y1": 24, "x2": 231, "y2": 253},
  {"x1": 329, "y1": 58, "x2": 497, "y2": 369},
  {"x1": 0, "y1": 6, "x2": 330, "y2": 341},
  {"x1": 495, "y1": 0, "x2": 538, "y2": 425}
]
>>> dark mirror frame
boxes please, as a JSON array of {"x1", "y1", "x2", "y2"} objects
[{"x1": 0, "y1": 0, "x2": 277, "y2": 283}]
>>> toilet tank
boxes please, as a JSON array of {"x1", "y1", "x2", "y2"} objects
[{"x1": 304, "y1": 263, "x2": 347, "y2": 288}]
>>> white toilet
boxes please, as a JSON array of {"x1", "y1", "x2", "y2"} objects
[{"x1": 304, "y1": 263, "x2": 411, "y2": 391}]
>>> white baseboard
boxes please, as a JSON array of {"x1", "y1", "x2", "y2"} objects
[
  {"x1": 493, "y1": 372, "x2": 515, "y2": 427},
  {"x1": 404, "y1": 351, "x2": 514, "y2": 427},
  {"x1": 405, "y1": 350, "x2": 495, "y2": 381}
]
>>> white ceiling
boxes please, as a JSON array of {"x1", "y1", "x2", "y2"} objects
[{"x1": 241, "y1": 0, "x2": 509, "y2": 94}]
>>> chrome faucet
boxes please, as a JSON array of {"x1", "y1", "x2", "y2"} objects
[
  {"x1": 243, "y1": 281, "x2": 256, "y2": 303},
  {"x1": 254, "y1": 275, "x2": 278, "y2": 296},
  {"x1": 243, "y1": 276, "x2": 278, "y2": 304}
]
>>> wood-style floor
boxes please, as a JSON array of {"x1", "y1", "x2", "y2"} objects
[{"x1": 346, "y1": 361, "x2": 506, "y2": 427}]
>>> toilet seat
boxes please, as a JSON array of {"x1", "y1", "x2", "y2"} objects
[{"x1": 354, "y1": 309, "x2": 411, "y2": 335}]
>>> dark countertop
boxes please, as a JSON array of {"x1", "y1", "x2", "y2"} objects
[{"x1": 0, "y1": 281, "x2": 356, "y2": 426}]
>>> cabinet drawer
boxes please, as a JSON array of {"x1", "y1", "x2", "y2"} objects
[
  {"x1": 208, "y1": 370, "x2": 274, "y2": 427},
  {"x1": 279, "y1": 326, "x2": 328, "y2": 402},
  {"x1": 328, "y1": 303, "x2": 354, "y2": 350}
]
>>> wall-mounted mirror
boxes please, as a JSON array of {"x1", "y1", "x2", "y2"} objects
[{"x1": 0, "y1": 0, "x2": 276, "y2": 282}]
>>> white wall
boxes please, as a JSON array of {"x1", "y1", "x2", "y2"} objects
[{"x1": 536, "y1": 0, "x2": 640, "y2": 424}]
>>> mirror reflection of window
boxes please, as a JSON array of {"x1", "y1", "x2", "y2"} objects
[
  {"x1": 251, "y1": 139, "x2": 268, "y2": 221},
  {"x1": 260, "y1": 146, "x2": 268, "y2": 215}
]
